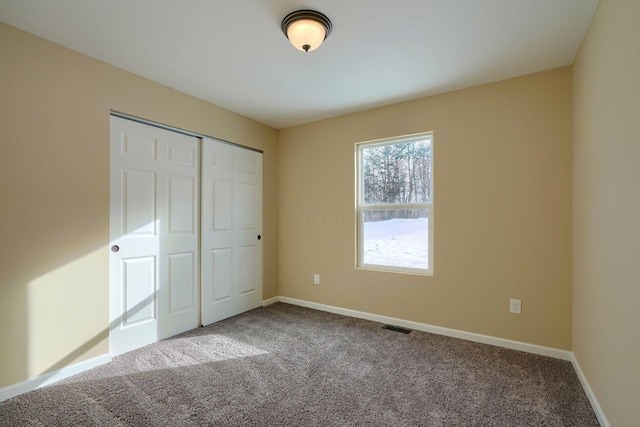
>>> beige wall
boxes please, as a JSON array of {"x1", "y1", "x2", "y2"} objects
[
  {"x1": 0, "y1": 23, "x2": 278, "y2": 388},
  {"x1": 573, "y1": 0, "x2": 640, "y2": 425},
  {"x1": 10, "y1": 8, "x2": 632, "y2": 417},
  {"x1": 278, "y1": 67, "x2": 573, "y2": 350}
]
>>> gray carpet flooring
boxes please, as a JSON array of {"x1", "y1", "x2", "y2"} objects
[{"x1": 0, "y1": 303, "x2": 599, "y2": 426}]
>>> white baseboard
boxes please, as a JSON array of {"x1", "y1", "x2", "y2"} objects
[
  {"x1": 571, "y1": 355, "x2": 611, "y2": 427},
  {"x1": 276, "y1": 296, "x2": 573, "y2": 361},
  {"x1": 0, "y1": 354, "x2": 112, "y2": 403},
  {"x1": 262, "y1": 296, "x2": 279, "y2": 307}
]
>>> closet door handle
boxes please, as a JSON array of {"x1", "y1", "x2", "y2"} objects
[
  {"x1": 111, "y1": 245, "x2": 120, "y2": 253},
  {"x1": 257, "y1": 235, "x2": 261, "y2": 240}
]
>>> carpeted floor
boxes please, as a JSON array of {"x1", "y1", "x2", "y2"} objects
[{"x1": 0, "y1": 303, "x2": 599, "y2": 426}]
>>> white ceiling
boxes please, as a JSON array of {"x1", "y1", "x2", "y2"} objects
[{"x1": 0, "y1": 0, "x2": 599, "y2": 129}]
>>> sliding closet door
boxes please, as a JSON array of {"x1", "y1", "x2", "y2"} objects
[
  {"x1": 201, "y1": 138, "x2": 263, "y2": 326},
  {"x1": 109, "y1": 116, "x2": 199, "y2": 356}
]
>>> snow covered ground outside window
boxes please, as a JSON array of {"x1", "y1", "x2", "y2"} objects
[{"x1": 362, "y1": 217, "x2": 428, "y2": 269}]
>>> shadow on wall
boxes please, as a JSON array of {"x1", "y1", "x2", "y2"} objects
[
  {"x1": 25, "y1": 247, "x2": 107, "y2": 376},
  {"x1": 4, "y1": 210, "x2": 201, "y2": 392},
  {"x1": 25, "y1": 292, "x2": 160, "y2": 392},
  {"x1": 9, "y1": 208, "x2": 167, "y2": 391},
  {"x1": 0, "y1": 217, "x2": 109, "y2": 390}
]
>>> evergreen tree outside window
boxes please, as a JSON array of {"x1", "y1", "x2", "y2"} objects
[{"x1": 356, "y1": 133, "x2": 433, "y2": 275}]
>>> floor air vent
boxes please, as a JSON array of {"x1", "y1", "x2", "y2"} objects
[{"x1": 383, "y1": 325, "x2": 412, "y2": 334}]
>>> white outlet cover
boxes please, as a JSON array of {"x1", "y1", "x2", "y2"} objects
[
  {"x1": 510, "y1": 298, "x2": 522, "y2": 314},
  {"x1": 313, "y1": 274, "x2": 320, "y2": 285}
]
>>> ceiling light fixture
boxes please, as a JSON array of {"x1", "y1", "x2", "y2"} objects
[{"x1": 281, "y1": 10, "x2": 332, "y2": 52}]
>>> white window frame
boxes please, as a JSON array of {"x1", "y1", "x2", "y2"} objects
[{"x1": 356, "y1": 132, "x2": 434, "y2": 276}]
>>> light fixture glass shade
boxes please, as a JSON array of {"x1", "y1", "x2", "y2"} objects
[
  {"x1": 281, "y1": 10, "x2": 332, "y2": 53},
  {"x1": 286, "y1": 19, "x2": 326, "y2": 52}
]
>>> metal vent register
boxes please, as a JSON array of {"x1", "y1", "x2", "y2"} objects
[{"x1": 382, "y1": 325, "x2": 412, "y2": 334}]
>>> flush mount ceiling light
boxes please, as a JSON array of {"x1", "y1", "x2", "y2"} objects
[{"x1": 281, "y1": 10, "x2": 332, "y2": 52}]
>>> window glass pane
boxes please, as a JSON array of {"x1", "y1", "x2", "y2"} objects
[
  {"x1": 362, "y1": 139, "x2": 432, "y2": 205},
  {"x1": 362, "y1": 209, "x2": 429, "y2": 270}
]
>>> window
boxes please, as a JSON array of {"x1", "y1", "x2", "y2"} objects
[{"x1": 356, "y1": 133, "x2": 433, "y2": 275}]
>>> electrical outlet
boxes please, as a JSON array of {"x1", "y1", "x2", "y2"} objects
[
  {"x1": 313, "y1": 274, "x2": 320, "y2": 285},
  {"x1": 510, "y1": 298, "x2": 522, "y2": 314}
]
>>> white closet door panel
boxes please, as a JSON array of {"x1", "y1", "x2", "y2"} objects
[
  {"x1": 237, "y1": 182, "x2": 257, "y2": 230},
  {"x1": 211, "y1": 248, "x2": 233, "y2": 301},
  {"x1": 110, "y1": 116, "x2": 199, "y2": 356},
  {"x1": 212, "y1": 179, "x2": 233, "y2": 231},
  {"x1": 168, "y1": 142, "x2": 196, "y2": 167},
  {"x1": 122, "y1": 169, "x2": 156, "y2": 236},
  {"x1": 168, "y1": 176, "x2": 195, "y2": 234},
  {"x1": 167, "y1": 252, "x2": 195, "y2": 313},
  {"x1": 122, "y1": 256, "x2": 157, "y2": 326},
  {"x1": 238, "y1": 246, "x2": 257, "y2": 294},
  {"x1": 122, "y1": 132, "x2": 156, "y2": 160},
  {"x1": 201, "y1": 139, "x2": 262, "y2": 326}
]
